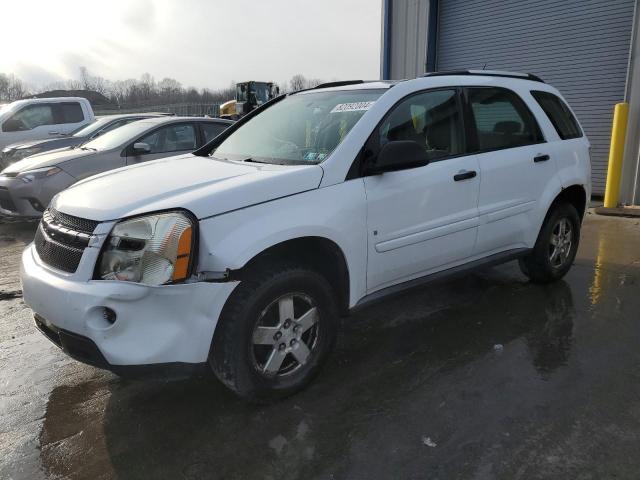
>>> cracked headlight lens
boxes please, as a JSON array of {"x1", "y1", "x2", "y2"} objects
[{"x1": 98, "y1": 211, "x2": 195, "y2": 285}]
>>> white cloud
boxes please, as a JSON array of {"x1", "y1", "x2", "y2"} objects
[{"x1": 0, "y1": 0, "x2": 382, "y2": 89}]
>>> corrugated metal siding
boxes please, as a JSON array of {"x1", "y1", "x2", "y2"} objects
[
  {"x1": 390, "y1": 0, "x2": 431, "y2": 79},
  {"x1": 437, "y1": 0, "x2": 636, "y2": 194}
]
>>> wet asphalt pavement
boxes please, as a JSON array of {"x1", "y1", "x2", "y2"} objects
[{"x1": 1, "y1": 212, "x2": 640, "y2": 479}]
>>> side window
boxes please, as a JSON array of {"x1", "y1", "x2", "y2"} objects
[
  {"x1": 137, "y1": 123, "x2": 197, "y2": 154},
  {"x1": 58, "y1": 102, "x2": 84, "y2": 124},
  {"x1": 201, "y1": 123, "x2": 228, "y2": 143},
  {"x1": 3, "y1": 104, "x2": 55, "y2": 132},
  {"x1": 531, "y1": 90, "x2": 582, "y2": 140},
  {"x1": 378, "y1": 89, "x2": 463, "y2": 161},
  {"x1": 467, "y1": 87, "x2": 543, "y2": 151}
]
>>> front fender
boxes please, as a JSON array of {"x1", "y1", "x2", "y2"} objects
[{"x1": 197, "y1": 180, "x2": 368, "y2": 307}]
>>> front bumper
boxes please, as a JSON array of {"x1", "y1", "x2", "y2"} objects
[
  {"x1": 0, "y1": 171, "x2": 76, "y2": 218},
  {"x1": 21, "y1": 244, "x2": 239, "y2": 367}
]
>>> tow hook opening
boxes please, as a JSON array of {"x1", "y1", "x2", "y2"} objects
[
  {"x1": 196, "y1": 269, "x2": 232, "y2": 282},
  {"x1": 103, "y1": 307, "x2": 117, "y2": 324}
]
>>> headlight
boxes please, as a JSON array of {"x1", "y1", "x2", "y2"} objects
[
  {"x1": 98, "y1": 211, "x2": 195, "y2": 285},
  {"x1": 14, "y1": 147, "x2": 42, "y2": 160},
  {"x1": 16, "y1": 166, "x2": 61, "y2": 183}
]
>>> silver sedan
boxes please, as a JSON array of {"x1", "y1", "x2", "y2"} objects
[{"x1": 0, "y1": 116, "x2": 233, "y2": 218}]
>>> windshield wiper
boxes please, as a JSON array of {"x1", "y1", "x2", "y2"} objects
[
  {"x1": 80, "y1": 146, "x2": 97, "y2": 151},
  {"x1": 242, "y1": 157, "x2": 272, "y2": 164}
]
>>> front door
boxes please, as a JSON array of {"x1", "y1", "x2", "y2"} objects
[
  {"x1": 364, "y1": 88, "x2": 480, "y2": 293},
  {"x1": 126, "y1": 122, "x2": 197, "y2": 164},
  {"x1": 0, "y1": 103, "x2": 59, "y2": 147}
]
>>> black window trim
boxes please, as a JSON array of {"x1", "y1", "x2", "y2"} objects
[
  {"x1": 530, "y1": 90, "x2": 583, "y2": 140},
  {"x1": 347, "y1": 86, "x2": 470, "y2": 180},
  {"x1": 463, "y1": 85, "x2": 547, "y2": 155}
]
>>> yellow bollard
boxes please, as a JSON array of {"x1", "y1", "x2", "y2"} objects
[{"x1": 603, "y1": 102, "x2": 629, "y2": 208}]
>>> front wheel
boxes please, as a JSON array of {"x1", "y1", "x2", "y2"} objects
[
  {"x1": 209, "y1": 262, "x2": 338, "y2": 401},
  {"x1": 519, "y1": 202, "x2": 581, "y2": 284}
]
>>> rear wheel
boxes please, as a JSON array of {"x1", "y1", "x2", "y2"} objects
[
  {"x1": 519, "y1": 202, "x2": 581, "y2": 283},
  {"x1": 209, "y1": 262, "x2": 338, "y2": 401}
]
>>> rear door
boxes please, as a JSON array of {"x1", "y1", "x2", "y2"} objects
[
  {"x1": 53, "y1": 101, "x2": 86, "y2": 135},
  {"x1": 125, "y1": 122, "x2": 198, "y2": 164},
  {"x1": 466, "y1": 86, "x2": 555, "y2": 255}
]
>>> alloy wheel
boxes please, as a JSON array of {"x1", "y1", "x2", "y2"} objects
[
  {"x1": 250, "y1": 293, "x2": 320, "y2": 377},
  {"x1": 549, "y1": 217, "x2": 573, "y2": 268}
]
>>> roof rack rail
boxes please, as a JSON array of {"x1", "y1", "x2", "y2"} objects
[
  {"x1": 423, "y1": 70, "x2": 545, "y2": 83},
  {"x1": 313, "y1": 80, "x2": 365, "y2": 89}
]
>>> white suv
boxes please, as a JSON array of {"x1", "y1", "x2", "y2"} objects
[{"x1": 21, "y1": 71, "x2": 590, "y2": 400}]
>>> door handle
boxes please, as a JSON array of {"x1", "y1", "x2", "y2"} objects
[
  {"x1": 453, "y1": 170, "x2": 477, "y2": 181},
  {"x1": 534, "y1": 154, "x2": 550, "y2": 163},
  {"x1": 48, "y1": 131, "x2": 60, "y2": 135}
]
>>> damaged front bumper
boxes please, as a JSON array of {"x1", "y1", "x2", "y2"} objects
[{"x1": 21, "y1": 243, "x2": 239, "y2": 370}]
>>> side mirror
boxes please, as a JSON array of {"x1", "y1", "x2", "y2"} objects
[
  {"x1": 132, "y1": 142, "x2": 151, "y2": 155},
  {"x1": 367, "y1": 140, "x2": 429, "y2": 174}
]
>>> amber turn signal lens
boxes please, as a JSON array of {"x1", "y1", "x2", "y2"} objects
[{"x1": 172, "y1": 226, "x2": 193, "y2": 281}]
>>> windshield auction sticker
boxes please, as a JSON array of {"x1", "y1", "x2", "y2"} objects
[{"x1": 330, "y1": 101, "x2": 376, "y2": 113}]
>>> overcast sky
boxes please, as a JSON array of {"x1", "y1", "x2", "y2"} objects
[{"x1": 0, "y1": 0, "x2": 382, "y2": 90}]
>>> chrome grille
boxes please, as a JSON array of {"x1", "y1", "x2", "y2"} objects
[
  {"x1": 34, "y1": 208, "x2": 99, "y2": 273},
  {"x1": 34, "y1": 225, "x2": 85, "y2": 273},
  {"x1": 47, "y1": 207, "x2": 100, "y2": 234}
]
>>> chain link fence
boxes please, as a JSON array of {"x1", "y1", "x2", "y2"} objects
[{"x1": 95, "y1": 103, "x2": 221, "y2": 117}]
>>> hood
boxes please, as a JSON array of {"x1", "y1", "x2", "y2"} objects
[
  {"x1": 4, "y1": 136, "x2": 81, "y2": 152},
  {"x1": 2, "y1": 148, "x2": 96, "y2": 174},
  {"x1": 52, "y1": 154, "x2": 324, "y2": 221}
]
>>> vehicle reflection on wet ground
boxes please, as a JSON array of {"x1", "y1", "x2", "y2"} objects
[{"x1": 2, "y1": 212, "x2": 640, "y2": 479}]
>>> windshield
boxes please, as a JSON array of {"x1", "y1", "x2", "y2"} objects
[
  {"x1": 81, "y1": 120, "x2": 155, "y2": 151},
  {"x1": 70, "y1": 118, "x2": 108, "y2": 136},
  {"x1": 253, "y1": 83, "x2": 271, "y2": 103},
  {"x1": 0, "y1": 102, "x2": 19, "y2": 117},
  {"x1": 214, "y1": 89, "x2": 384, "y2": 164}
]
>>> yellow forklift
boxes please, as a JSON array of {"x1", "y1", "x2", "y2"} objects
[{"x1": 219, "y1": 81, "x2": 280, "y2": 119}]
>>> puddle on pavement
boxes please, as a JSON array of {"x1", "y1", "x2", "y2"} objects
[
  {"x1": 36, "y1": 268, "x2": 595, "y2": 480},
  {"x1": 3, "y1": 214, "x2": 635, "y2": 479}
]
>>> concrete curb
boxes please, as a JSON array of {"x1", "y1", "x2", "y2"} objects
[{"x1": 594, "y1": 206, "x2": 640, "y2": 218}]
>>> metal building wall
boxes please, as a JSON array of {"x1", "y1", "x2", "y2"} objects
[
  {"x1": 436, "y1": 0, "x2": 636, "y2": 195},
  {"x1": 620, "y1": 1, "x2": 640, "y2": 205},
  {"x1": 383, "y1": 0, "x2": 431, "y2": 80}
]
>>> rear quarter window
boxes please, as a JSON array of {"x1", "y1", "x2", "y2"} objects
[
  {"x1": 58, "y1": 102, "x2": 85, "y2": 124},
  {"x1": 531, "y1": 91, "x2": 582, "y2": 140}
]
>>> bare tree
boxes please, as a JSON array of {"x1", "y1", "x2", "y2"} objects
[
  {"x1": 0, "y1": 73, "x2": 28, "y2": 101},
  {"x1": 289, "y1": 74, "x2": 307, "y2": 92},
  {"x1": 0, "y1": 70, "x2": 325, "y2": 108}
]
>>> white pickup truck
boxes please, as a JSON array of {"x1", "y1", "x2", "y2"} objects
[{"x1": 0, "y1": 97, "x2": 94, "y2": 150}]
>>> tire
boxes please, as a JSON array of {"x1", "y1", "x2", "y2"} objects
[
  {"x1": 209, "y1": 261, "x2": 339, "y2": 401},
  {"x1": 519, "y1": 202, "x2": 581, "y2": 284}
]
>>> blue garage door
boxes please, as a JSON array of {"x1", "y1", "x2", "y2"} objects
[{"x1": 437, "y1": 0, "x2": 636, "y2": 194}]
